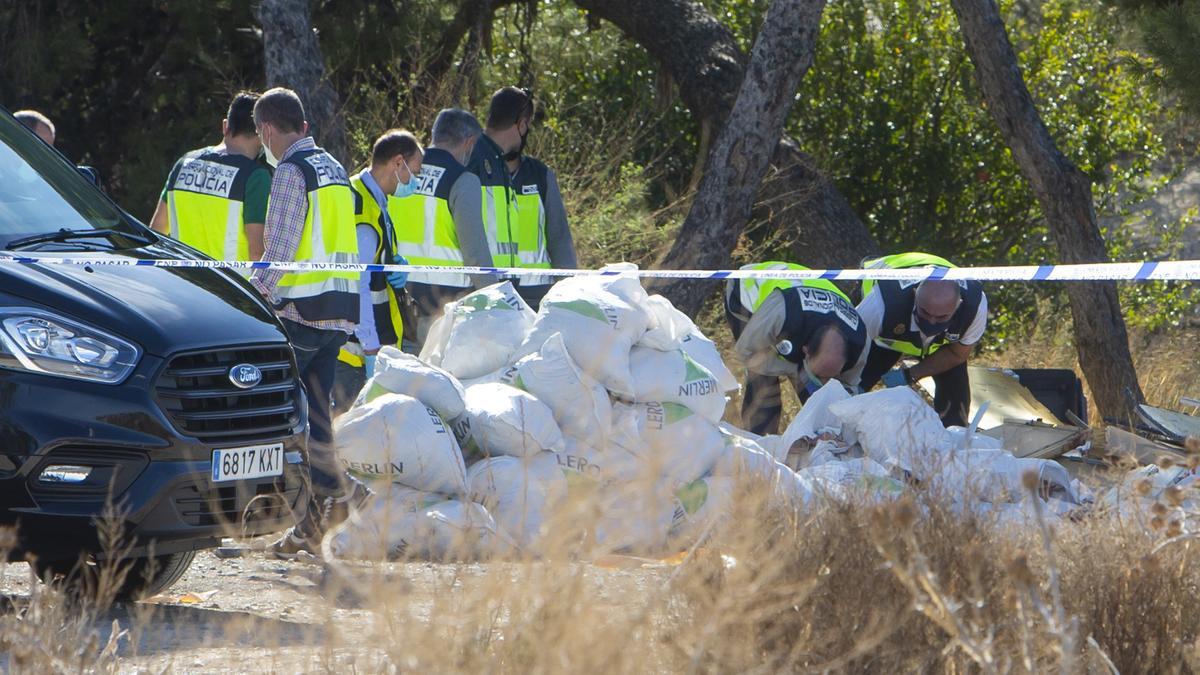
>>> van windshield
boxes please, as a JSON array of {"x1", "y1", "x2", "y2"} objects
[{"x1": 0, "y1": 111, "x2": 143, "y2": 249}]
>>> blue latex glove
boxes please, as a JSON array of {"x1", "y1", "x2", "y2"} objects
[
  {"x1": 387, "y1": 254, "x2": 409, "y2": 290},
  {"x1": 364, "y1": 354, "x2": 377, "y2": 378},
  {"x1": 881, "y1": 368, "x2": 911, "y2": 388}
]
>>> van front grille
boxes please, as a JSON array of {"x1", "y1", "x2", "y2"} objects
[{"x1": 156, "y1": 345, "x2": 300, "y2": 443}]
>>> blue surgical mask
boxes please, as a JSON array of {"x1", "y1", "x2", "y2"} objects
[{"x1": 393, "y1": 159, "x2": 420, "y2": 197}]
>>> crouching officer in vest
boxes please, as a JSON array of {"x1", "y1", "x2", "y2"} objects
[
  {"x1": 473, "y1": 87, "x2": 577, "y2": 309},
  {"x1": 855, "y1": 252, "x2": 988, "y2": 428},
  {"x1": 332, "y1": 130, "x2": 424, "y2": 413},
  {"x1": 392, "y1": 108, "x2": 496, "y2": 351},
  {"x1": 150, "y1": 92, "x2": 270, "y2": 265},
  {"x1": 249, "y1": 88, "x2": 369, "y2": 555},
  {"x1": 725, "y1": 262, "x2": 868, "y2": 436}
]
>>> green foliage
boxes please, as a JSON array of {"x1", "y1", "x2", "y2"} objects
[
  {"x1": 1108, "y1": 0, "x2": 1200, "y2": 114},
  {"x1": 0, "y1": 0, "x2": 1191, "y2": 339}
]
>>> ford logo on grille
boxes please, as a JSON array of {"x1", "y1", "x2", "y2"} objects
[{"x1": 229, "y1": 363, "x2": 263, "y2": 389}]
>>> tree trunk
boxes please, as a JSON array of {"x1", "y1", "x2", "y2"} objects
[
  {"x1": 648, "y1": 0, "x2": 829, "y2": 313},
  {"x1": 256, "y1": 0, "x2": 348, "y2": 166},
  {"x1": 950, "y1": 0, "x2": 1144, "y2": 421},
  {"x1": 575, "y1": 0, "x2": 879, "y2": 311}
]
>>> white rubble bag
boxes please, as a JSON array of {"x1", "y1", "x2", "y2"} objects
[
  {"x1": 354, "y1": 346, "x2": 467, "y2": 421},
  {"x1": 514, "y1": 275, "x2": 650, "y2": 397},
  {"x1": 639, "y1": 294, "x2": 697, "y2": 351},
  {"x1": 779, "y1": 380, "x2": 853, "y2": 460},
  {"x1": 610, "y1": 401, "x2": 727, "y2": 488},
  {"x1": 591, "y1": 481, "x2": 677, "y2": 555},
  {"x1": 680, "y1": 332, "x2": 740, "y2": 394},
  {"x1": 555, "y1": 437, "x2": 641, "y2": 486},
  {"x1": 711, "y1": 434, "x2": 820, "y2": 508},
  {"x1": 668, "y1": 476, "x2": 737, "y2": 547},
  {"x1": 466, "y1": 453, "x2": 568, "y2": 550},
  {"x1": 455, "y1": 383, "x2": 565, "y2": 458},
  {"x1": 829, "y1": 387, "x2": 951, "y2": 475},
  {"x1": 929, "y1": 448, "x2": 1077, "y2": 503},
  {"x1": 334, "y1": 393, "x2": 468, "y2": 496},
  {"x1": 628, "y1": 345, "x2": 728, "y2": 423},
  {"x1": 419, "y1": 281, "x2": 536, "y2": 380},
  {"x1": 507, "y1": 333, "x2": 613, "y2": 449},
  {"x1": 323, "y1": 497, "x2": 501, "y2": 561}
]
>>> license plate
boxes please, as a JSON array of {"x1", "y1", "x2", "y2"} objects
[{"x1": 211, "y1": 443, "x2": 284, "y2": 483}]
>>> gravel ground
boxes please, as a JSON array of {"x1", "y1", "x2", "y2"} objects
[{"x1": 0, "y1": 544, "x2": 669, "y2": 672}]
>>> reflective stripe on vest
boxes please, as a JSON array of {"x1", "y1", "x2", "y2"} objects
[
  {"x1": 737, "y1": 261, "x2": 850, "y2": 312},
  {"x1": 511, "y1": 157, "x2": 552, "y2": 286},
  {"x1": 390, "y1": 148, "x2": 470, "y2": 287},
  {"x1": 861, "y1": 251, "x2": 957, "y2": 298},
  {"x1": 349, "y1": 175, "x2": 404, "y2": 348},
  {"x1": 165, "y1": 149, "x2": 254, "y2": 274},
  {"x1": 274, "y1": 149, "x2": 360, "y2": 323}
]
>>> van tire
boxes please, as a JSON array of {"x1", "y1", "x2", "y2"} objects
[{"x1": 31, "y1": 549, "x2": 196, "y2": 603}]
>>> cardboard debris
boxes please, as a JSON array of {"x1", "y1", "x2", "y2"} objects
[
  {"x1": 980, "y1": 421, "x2": 1088, "y2": 460},
  {"x1": 1136, "y1": 403, "x2": 1200, "y2": 444}
]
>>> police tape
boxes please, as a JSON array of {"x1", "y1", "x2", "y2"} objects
[{"x1": 2, "y1": 254, "x2": 1200, "y2": 281}]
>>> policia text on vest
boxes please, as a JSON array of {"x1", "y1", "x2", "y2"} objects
[{"x1": 162, "y1": 147, "x2": 270, "y2": 266}]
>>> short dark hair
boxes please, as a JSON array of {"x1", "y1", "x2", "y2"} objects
[
  {"x1": 371, "y1": 129, "x2": 422, "y2": 166},
  {"x1": 226, "y1": 91, "x2": 260, "y2": 137},
  {"x1": 804, "y1": 322, "x2": 846, "y2": 360},
  {"x1": 13, "y1": 109, "x2": 54, "y2": 136},
  {"x1": 485, "y1": 86, "x2": 534, "y2": 130},
  {"x1": 253, "y1": 87, "x2": 306, "y2": 134}
]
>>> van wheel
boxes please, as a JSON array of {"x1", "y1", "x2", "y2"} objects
[{"x1": 31, "y1": 550, "x2": 196, "y2": 603}]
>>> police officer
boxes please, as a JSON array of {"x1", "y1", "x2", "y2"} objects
[
  {"x1": 332, "y1": 130, "x2": 424, "y2": 413},
  {"x1": 249, "y1": 87, "x2": 366, "y2": 555},
  {"x1": 391, "y1": 109, "x2": 495, "y2": 350},
  {"x1": 150, "y1": 92, "x2": 269, "y2": 264},
  {"x1": 485, "y1": 86, "x2": 577, "y2": 309},
  {"x1": 854, "y1": 252, "x2": 988, "y2": 428},
  {"x1": 725, "y1": 262, "x2": 867, "y2": 436}
]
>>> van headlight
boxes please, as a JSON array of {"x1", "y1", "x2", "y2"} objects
[{"x1": 0, "y1": 309, "x2": 140, "y2": 384}]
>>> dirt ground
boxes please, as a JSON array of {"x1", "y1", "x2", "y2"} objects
[{"x1": 0, "y1": 544, "x2": 667, "y2": 673}]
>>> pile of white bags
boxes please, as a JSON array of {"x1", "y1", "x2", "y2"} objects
[{"x1": 326, "y1": 265, "x2": 1087, "y2": 561}]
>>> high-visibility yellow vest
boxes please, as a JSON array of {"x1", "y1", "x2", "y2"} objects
[
  {"x1": 736, "y1": 261, "x2": 852, "y2": 312},
  {"x1": 860, "y1": 252, "x2": 956, "y2": 298},
  {"x1": 273, "y1": 148, "x2": 360, "y2": 323},
  {"x1": 467, "y1": 136, "x2": 528, "y2": 274},
  {"x1": 165, "y1": 147, "x2": 260, "y2": 267},
  {"x1": 338, "y1": 174, "x2": 406, "y2": 367},
  {"x1": 389, "y1": 147, "x2": 472, "y2": 288},
  {"x1": 509, "y1": 157, "x2": 553, "y2": 286}
]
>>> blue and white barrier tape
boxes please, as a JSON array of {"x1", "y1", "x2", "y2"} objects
[{"x1": 2, "y1": 254, "x2": 1199, "y2": 281}]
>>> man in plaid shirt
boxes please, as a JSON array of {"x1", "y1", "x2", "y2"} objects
[{"x1": 251, "y1": 88, "x2": 368, "y2": 555}]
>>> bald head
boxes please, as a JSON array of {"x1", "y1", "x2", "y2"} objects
[
  {"x1": 803, "y1": 324, "x2": 848, "y2": 380},
  {"x1": 916, "y1": 280, "x2": 961, "y2": 316}
]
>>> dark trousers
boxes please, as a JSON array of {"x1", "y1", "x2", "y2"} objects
[
  {"x1": 859, "y1": 345, "x2": 971, "y2": 427},
  {"x1": 724, "y1": 294, "x2": 807, "y2": 436},
  {"x1": 331, "y1": 358, "x2": 367, "y2": 418},
  {"x1": 282, "y1": 319, "x2": 356, "y2": 499}
]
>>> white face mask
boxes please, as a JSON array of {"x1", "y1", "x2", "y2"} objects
[{"x1": 261, "y1": 126, "x2": 279, "y2": 167}]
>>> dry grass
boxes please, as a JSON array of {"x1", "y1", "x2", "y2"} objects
[{"x1": 6, "y1": 466, "x2": 1200, "y2": 672}]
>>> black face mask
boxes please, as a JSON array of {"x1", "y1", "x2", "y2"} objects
[
  {"x1": 504, "y1": 126, "x2": 529, "y2": 162},
  {"x1": 914, "y1": 311, "x2": 951, "y2": 336}
]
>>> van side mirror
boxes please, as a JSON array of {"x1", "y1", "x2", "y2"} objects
[{"x1": 77, "y1": 165, "x2": 102, "y2": 188}]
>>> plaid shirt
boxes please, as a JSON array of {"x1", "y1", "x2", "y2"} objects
[{"x1": 251, "y1": 137, "x2": 355, "y2": 334}]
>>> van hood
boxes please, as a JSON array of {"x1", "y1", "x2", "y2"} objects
[{"x1": 0, "y1": 240, "x2": 288, "y2": 357}]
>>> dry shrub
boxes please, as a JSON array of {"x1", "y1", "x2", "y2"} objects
[{"x1": 670, "y1": 484, "x2": 1200, "y2": 673}]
